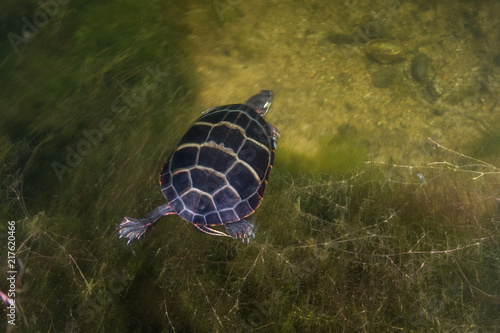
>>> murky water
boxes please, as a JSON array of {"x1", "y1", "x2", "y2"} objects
[{"x1": 1, "y1": 0, "x2": 499, "y2": 332}]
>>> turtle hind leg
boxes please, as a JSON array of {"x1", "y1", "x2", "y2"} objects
[
  {"x1": 118, "y1": 217, "x2": 151, "y2": 243},
  {"x1": 118, "y1": 203, "x2": 175, "y2": 244},
  {"x1": 224, "y1": 219, "x2": 255, "y2": 243}
]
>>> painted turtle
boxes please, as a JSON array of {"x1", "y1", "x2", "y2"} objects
[{"x1": 118, "y1": 90, "x2": 279, "y2": 243}]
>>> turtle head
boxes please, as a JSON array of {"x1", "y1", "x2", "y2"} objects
[{"x1": 245, "y1": 90, "x2": 273, "y2": 116}]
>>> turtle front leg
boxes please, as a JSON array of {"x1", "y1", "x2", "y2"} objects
[
  {"x1": 265, "y1": 123, "x2": 280, "y2": 149},
  {"x1": 118, "y1": 203, "x2": 175, "y2": 244}
]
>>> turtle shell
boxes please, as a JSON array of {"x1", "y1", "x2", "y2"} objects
[{"x1": 159, "y1": 103, "x2": 275, "y2": 226}]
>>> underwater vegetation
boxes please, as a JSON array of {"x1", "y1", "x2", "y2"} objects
[{"x1": 2, "y1": 135, "x2": 499, "y2": 332}]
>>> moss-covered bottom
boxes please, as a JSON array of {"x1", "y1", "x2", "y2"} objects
[{"x1": 3, "y1": 141, "x2": 499, "y2": 332}]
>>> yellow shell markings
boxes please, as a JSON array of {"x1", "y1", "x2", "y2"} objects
[{"x1": 172, "y1": 140, "x2": 263, "y2": 186}]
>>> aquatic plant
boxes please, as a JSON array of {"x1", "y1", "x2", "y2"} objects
[{"x1": 2, "y1": 135, "x2": 499, "y2": 332}]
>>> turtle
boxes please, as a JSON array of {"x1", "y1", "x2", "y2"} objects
[{"x1": 118, "y1": 90, "x2": 279, "y2": 243}]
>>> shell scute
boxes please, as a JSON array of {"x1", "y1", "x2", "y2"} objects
[{"x1": 160, "y1": 101, "x2": 275, "y2": 226}]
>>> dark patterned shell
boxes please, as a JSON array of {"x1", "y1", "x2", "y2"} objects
[{"x1": 159, "y1": 103, "x2": 275, "y2": 226}]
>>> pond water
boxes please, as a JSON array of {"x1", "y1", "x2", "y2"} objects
[{"x1": 1, "y1": 0, "x2": 499, "y2": 332}]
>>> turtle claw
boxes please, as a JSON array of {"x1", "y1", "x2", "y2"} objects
[
  {"x1": 242, "y1": 232, "x2": 255, "y2": 243},
  {"x1": 245, "y1": 232, "x2": 255, "y2": 244}
]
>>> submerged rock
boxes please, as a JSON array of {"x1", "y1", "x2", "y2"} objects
[{"x1": 365, "y1": 39, "x2": 404, "y2": 63}]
